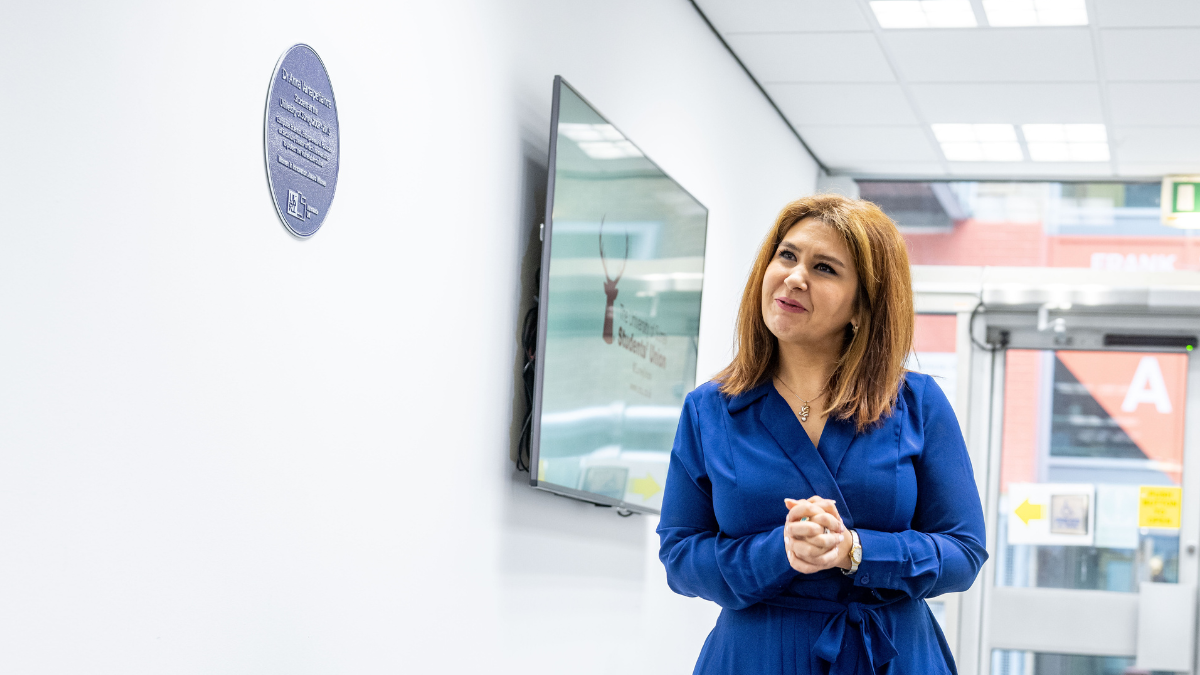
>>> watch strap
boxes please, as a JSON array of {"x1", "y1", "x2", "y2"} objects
[{"x1": 843, "y1": 529, "x2": 862, "y2": 575}]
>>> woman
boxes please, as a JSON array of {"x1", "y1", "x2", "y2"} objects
[{"x1": 657, "y1": 194, "x2": 987, "y2": 675}]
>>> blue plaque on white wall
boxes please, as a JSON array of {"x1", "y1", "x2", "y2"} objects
[{"x1": 264, "y1": 44, "x2": 339, "y2": 238}]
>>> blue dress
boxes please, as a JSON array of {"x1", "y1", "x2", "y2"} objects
[{"x1": 657, "y1": 372, "x2": 987, "y2": 675}]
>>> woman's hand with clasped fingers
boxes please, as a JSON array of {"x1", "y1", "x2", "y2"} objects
[{"x1": 783, "y1": 496, "x2": 853, "y2": 574}]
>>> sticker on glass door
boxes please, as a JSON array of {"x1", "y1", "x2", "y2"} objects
[{"x1": 1007, "y1": 483, "x2": 1094, "y2": 545}]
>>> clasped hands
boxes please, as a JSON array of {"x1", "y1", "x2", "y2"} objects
[{"x1": 783, "y1": 496, "x2": 852, "y2": 574}]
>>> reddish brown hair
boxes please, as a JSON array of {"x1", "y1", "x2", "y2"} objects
[{"x1": 715, "y1": 194, "x2": 914, "y2": 430}]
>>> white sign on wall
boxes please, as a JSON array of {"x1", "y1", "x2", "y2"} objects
[{"x1": 1006, "y1": 483, "x2": 1095, "y2": 546}]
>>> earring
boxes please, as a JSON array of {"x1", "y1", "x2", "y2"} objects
[{"x1": 851, "y1": 322, "x2": 859, "y2": 334}]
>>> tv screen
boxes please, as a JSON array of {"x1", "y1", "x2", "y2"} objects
[{"x1": 530, "y1": 77, "x2": 708, "y2": 514}]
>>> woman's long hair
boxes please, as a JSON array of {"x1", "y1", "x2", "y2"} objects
[{"x1": 715, "y1": 194, "x2": 914, "y2": 431}]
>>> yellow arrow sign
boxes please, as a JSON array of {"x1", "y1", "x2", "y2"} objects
[
  {"x1": 630, "y1": 473, "x2": 662, "y2": 500},
  {"x1": 1015, "y1": 498, "x2": 1044, "y2": 525}
]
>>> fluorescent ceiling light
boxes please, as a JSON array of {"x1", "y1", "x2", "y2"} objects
[
  {"x1": 870, "y1": 1, "x2": 977, "y2": 28},
  {"x1": 1022, "y1": 124, "x2": 1106, "y2": 143},
  {"x1": 559, "y1": 123, "x2": 644, "y2": 159},
  {"x1": 1022, "y1": 124, "x2": 1109, "y2": 162},
  {"x1": 983, "y1": 0, "x2": 1088, "y2": 27},
  {"x1": 931, "y1": 124, "x2": 1023, "y2": 161}
]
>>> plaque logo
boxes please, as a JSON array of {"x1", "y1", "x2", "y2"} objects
[
  {"x1": 287, "y1": 190, "x2": 306, "y2": 219},
  {"x1": 287, "y1": 189, "x2": 319, "y2": 221},
  {"x1": 264, "y1": 44, "x2": 339, "y2": 238}
]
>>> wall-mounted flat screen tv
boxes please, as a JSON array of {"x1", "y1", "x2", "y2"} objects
[{"x1": 529, "y1": 76, "x2": 708, "y2": 515}]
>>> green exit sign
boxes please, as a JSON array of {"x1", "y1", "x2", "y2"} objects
[
  {"x1": 1173, "y1": 182, "x2": 1200, "y2": 213},
  {"x1": 1162, "y1": 176, "x2": 1200, "y2": 227}
]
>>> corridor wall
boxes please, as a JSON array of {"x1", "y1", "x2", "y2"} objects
[{"x1": 0, "y1": 1, "x2": 818, "y2": 672}]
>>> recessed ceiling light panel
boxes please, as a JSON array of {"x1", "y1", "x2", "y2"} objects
[
  {"x1": 870, "y1": 0, "x2": 977, "y2": 28},
  {"x1": 983, "y1": 0, "x2": 1088, "y2": 27},
  {"x1": 932, "y1": 124, "x2": 1023, "y2": 161},
  {"x1": 1022, "y1": 124, "x2": 1109, "y2": 161}
]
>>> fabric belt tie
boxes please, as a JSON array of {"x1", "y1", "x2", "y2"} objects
[{"x1": 762, "y1": 596, "x2": 899, "y2": 675}]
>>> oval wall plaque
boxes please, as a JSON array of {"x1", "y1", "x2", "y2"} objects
[{"x1": 264, "y1": 44, "x2": 339, "y2": 238}]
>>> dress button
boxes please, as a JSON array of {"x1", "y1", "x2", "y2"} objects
[{"x1": 860, "y1": 574, "x2": 870, "y2": 584}]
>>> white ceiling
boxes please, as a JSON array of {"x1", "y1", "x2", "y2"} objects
[{"x1": 695, "y1": 0, "x2": 1200, "y2": 180}]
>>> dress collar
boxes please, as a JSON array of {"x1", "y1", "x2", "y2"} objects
[{"x1": 725, "y1": 379, "x2": 774, "y2": 413}]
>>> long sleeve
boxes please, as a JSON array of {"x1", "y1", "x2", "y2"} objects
[
  {"x1": 657, "y1": 394, "x2": 798, "y2": 610},
  {"x1": 852, "y1": 376, "x2": 988, "y2": 598}
]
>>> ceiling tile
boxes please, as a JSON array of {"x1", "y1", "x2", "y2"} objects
[
  {"x1": 1112, "y1": 127, "x2": 1200, "y2": 162},
  {"x1": 1117, "y1": 162, "x2": 1200, "y2": 177},
  {"x1": 799, "y1": 126, "x2": 940, "y2": 163},
  {"x1": 1102, "y1": 29, "x2": 1200, "y2": 81},
  {"x1": 1109, "y1": 83, "x2": 1200, "y2": 125},
  {"x1": 909, "y1": 83, "x2": 1103, "y2": 123},
  {"x1": 767, "y1": 84, "x2": 919, "y2": 125},
  {"x1": 883, "y1": 28, "x2": 1096, "y2": 82},
  {"x1": 725, "y1": 33, "x2": 895, "y2": 83},
  {"x1": 1093, "y1": 0, "x2": 1200, "y2": 28},
  {"x1": 946, "y1": 162, "x2": 1114, "y2": 176},
  {"x1": 695, "y1": 0, "x2": 871, "y2": 33}
]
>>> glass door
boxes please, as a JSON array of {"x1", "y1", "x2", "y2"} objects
[
  {"x1": 990, "y1": 349, "x2": 1188, "y2": 675},
  {"x1": 911, "y1": 265, "x2": 1200, "y2": 675},
  {"x1": 970, "y1": 332, "x2": 1200, "y2": 675}
]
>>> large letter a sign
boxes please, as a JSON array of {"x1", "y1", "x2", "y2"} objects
[{"x1": 1122, "y1": 356, "x2": 1173, "y2": 413}]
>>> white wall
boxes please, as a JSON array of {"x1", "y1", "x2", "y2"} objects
[{"x1": 0, "y1": 1, "x2": 817, "y2": 673}]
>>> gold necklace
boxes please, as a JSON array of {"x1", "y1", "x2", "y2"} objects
[{"x1": 776, "y1": 377, "x2": 822, "y2": 423}]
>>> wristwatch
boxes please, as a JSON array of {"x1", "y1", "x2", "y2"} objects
[{"x1": 842, "y1": 529, "x2": 862, "y2": 575}]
